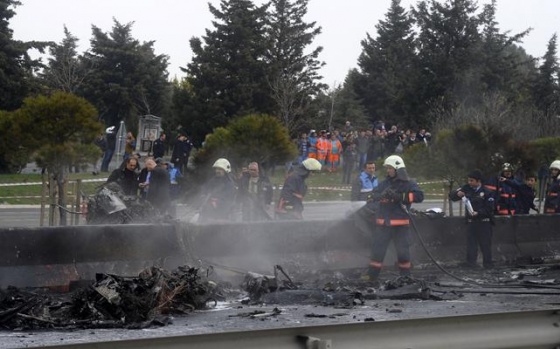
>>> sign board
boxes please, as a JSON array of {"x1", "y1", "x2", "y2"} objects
[{"x1": 136, "y1": 115, "x2": 161, "y2": 155}]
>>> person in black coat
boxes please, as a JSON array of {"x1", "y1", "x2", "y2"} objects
[
  {"x1": 143, "y1": 158, "x2": 170, "y2": 215},
  {"x1": 106, "y1": 157, "x2": 140, "y2": 196},
  {"x1": 171, "y1": 133, "x2": 193, "y2": 174},
  {"x1": 152, "y1": 133, "x2": 166, "y2": 159}
]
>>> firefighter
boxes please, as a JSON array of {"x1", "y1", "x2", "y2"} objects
[
  {"x1": 449, "y1": 170, "x2": 495, "y2": 269},
  {"x1": 275, "y1": 158, "x2": 321, "y2": 220},
  {"x1": 544, "y1": 160, "x2": 560, "y2": 214},
  {"x1": 198, "y1": 158, "x2": 238, "y2": 223},
  {"x1": 484, "y1": 162, "x2": 520, "y2": 215},
  {"x1": 366, "y1": 155, "x2": 424, "y2": 281}
]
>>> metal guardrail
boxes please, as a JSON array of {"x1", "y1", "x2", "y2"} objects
[{"x1": 39, "y1": 309, "x2": 560, "y2": 349}]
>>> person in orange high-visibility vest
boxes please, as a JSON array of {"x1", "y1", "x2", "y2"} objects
[
  {"x1": 366, "y1": 155, "x2": 424, "y2": 283},
  {"x1": 326, "y1": 133, "x2": 343, "y2": 172},
  {"x1": 315, "y1": 130, "x2": 329, "y2": 166}
]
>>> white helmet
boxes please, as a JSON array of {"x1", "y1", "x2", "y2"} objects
[
  {"x1": 302, "y1": 158, "x2": 322, "y2": 171},
  {"x1": 105, "y1": 126, "x2": 116, "y2": 134},
  {"x1": 550, "y1": 160, "x2": 560, "y2": 171},
  {"x1": 212, "y1": 158, "x2": 231, "y2": 173},
  {"x1": 383, "y1": 155, "x2": 405, "y2": 169}
]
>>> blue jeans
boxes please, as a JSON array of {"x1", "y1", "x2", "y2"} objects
[{"x1": 100, "y1": 149, "x2": 114, "y2": 172}]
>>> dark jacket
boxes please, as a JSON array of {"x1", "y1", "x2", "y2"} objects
[
  {"x1": 544, "y1": 176, "x2": 560, "y2": 214},
  {"x1": 484, "y1": 175, "x2": 520, "y2": 215},
  {"x1": 238, "y1": 172, "x2": 273, "y2": 220},
  {"x1": 277, "y1": 165, "x2": 309, "y2": 216},
  {"x1": 238, "y1": 172, "x2": 273, "y2": 206},
  {"x1": 146, "y1": 166, "x2": 170, "y2": 213},
  {"x1": 199, "y1": 174, "x2": 237, "y2": 222},
  {"x1": 369, "y1": 168, "x2": 424, "y2": 226},
  {"x1": 107, "y1": 168, "x2": 139, "y2": 196},
  {"x1": 171, "y1": 139, "x2": 193, "y2": 165},
  {"x1": 449, "y1": 184, "x2": 495, "y2": 221},
  {"x1": 152, "y1": 138, "x2": 166, "y2": 159},
  {"x1": 516, "y1": 184, "x2": 537, "y2": 214}
]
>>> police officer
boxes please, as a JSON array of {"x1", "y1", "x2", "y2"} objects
[
  {"x1": 275, "y1": 158, "x2": 321, "y2": 220},
  {"x1": 449, "y1": 170, "x2": 495, "y2": 269},
  {"x1": 351, "y1": 161, "x2": 378, "y2": 202},
  {"x1": 366, "y1": 155, "x2": 424, "y2": 281}
]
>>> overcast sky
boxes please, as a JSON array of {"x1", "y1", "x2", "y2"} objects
[{"x1": 10, "y1": 0, "x2": 560, "y2": 86}]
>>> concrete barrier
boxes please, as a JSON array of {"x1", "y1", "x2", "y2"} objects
[{"x1": 1, "y1": 214, "x2": 559, "y2": 289}]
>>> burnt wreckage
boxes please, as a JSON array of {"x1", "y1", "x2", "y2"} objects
[
  {"x1": 85, "y1": 182, "x2": 165, "y2": 224},
  {"x1": 0, "y1": 209, "x2": 560, "y2": 332}
]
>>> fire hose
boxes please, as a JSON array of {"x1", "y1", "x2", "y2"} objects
[{"x1": 403, "y1": 204, "x2": 560, "y2": 291}]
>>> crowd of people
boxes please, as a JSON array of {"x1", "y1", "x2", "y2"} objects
[{"x1": 295, "y1": 121, "x2": 431, "y2": 183}]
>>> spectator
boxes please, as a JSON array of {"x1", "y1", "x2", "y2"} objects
[
  {"x1": 308, "y1": 130, "x2": 318, "y2": 160},
  {"x1": 316, "y1": 130, "x2": 329, "y2": 166},
  {"x1": 238, "y1": 162, "x2": 273, "y2": 221},
  {"x1": 143, "y1": 158, "x2": 171, "y2": 215},
  {"x1": 516, "y1": 173, "x2": 539, "y2": 214},
  {"x1": 297, "y1": 132, "x2": 309, "y2": 164},
  {"x1": 153, "y1": 132, "x2": 166, "y2": 159},
  {"x1": 326, "y1": 132, "x2": 343, "y2": 172},
  {"x1": 355, "y1": 130, "x2": 371, "y2": 170},
  {"x1": 124, "y1": 132, "x2": 136, "y2": 160},
  {"x1": 171, "y1": 133, "x2": 193, "y2": 174},
  {"x1": 106, "y1": 157, "x2": 140, "y2": 196},
  {"x1": 416, "y1": 128, "x2": 431, "y2": 146},
  {"x1": 100, "y1": 126, "x2": 117, "y2": 172},
  {"x1": 351, "y1": 161, "x2": 378, "y2": 201},
  {"x1": 342, "y1": 143, "x2": 357, "y2": 184}
]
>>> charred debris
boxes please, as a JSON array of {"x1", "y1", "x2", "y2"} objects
[{"x1": 2, "y1": 262, "x2": 560, "y2": 331}]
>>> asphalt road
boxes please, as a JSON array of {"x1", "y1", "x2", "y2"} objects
[{"x1": 0, "y1": 200, "x2": 454, "y2": 228}]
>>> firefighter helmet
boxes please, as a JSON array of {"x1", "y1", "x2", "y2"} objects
[
  {"x1": 502, "y1": 163, "x2": 514, "y2": 172},
  {"x1": 383, "y1": 155, "x2": 405, "y2": 169},
  {"x1": 550, "y1": 160, "x2": 560, "y2": 171},
  {"x1": 212, "y1": 158, "x2": 231, "y2": 173},
  {"x1": 302, "y1": 158, "x2": 322, "y2": 171}
]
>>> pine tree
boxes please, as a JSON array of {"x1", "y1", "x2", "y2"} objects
[
  {"x1": 0, "y1": 0, "x2": 46, "y2": 110},
  {"x1": 41, "y1": 26, "x2": 94, "y2": 93},
  {"x1": 186, "y1": 0, "x2": 272, "y2": 139},
  {"x1": 265, "y1": 0, "x2": 326, "y2": 132},
  {"x1": 414, "y1": 0, "x2": 483, "y2": 114},
  {"x1": 354, "y1": 0, "x2": 419, "y2": 127},
  {"x1": 80, "y1": 20, "x2": 170, "y2": 128},
  {"x1": 478, "y1": 0, "x2": 533, "y2": 103},
  {"x1": 533, "y1": 34, "x2": 560, "y2": 124}
]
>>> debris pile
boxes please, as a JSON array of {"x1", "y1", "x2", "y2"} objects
[
  {"x1": 0, "y1": 265, "x2": 221, "y2": 330},
  {"x1": 86, "y1": 182, "x2": 165, "y2": 224}
]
